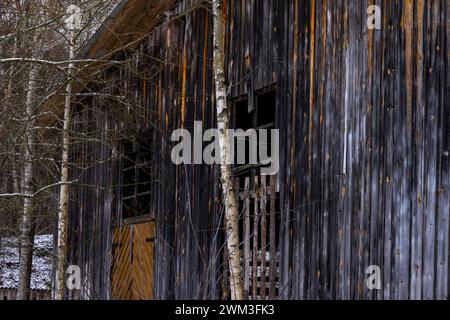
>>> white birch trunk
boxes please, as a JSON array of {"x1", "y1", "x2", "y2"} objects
[
  {"x1": 55, "y1": 30, "x2": 76, "y2": 300},
  {"x1": 212, "y1": 0, "x2": 244, "y2": 300},
  {"x1": 16, "y1": 34, "x2": 39, "y2": 301}
]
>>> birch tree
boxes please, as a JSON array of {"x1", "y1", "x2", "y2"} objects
[
  {"x1": 16, "y1": 0, "x2": 40, "y2": 300},
  {"x1": 212, "y1": 0, "x2": 244, "y2": 300},
  {"x1": 54, "y1": 7, "x2": 78, "y2": 299},
  {"x1": 16, "y1": 33, "x2": 39, "y2": 300},
  {"x1": 0, "y1": 0, "x2": 127, "y2": 300}
]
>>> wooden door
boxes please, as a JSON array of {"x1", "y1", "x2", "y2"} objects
[{"x1": 112, "y1": 221, "x2": 155, "y2": 300}]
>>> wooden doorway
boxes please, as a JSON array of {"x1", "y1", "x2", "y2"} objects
[{"x1": 112, "y1": 219, "x2": 155, "y2": 300}]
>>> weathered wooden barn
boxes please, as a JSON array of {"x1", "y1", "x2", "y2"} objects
[{"x1": 43, "y1": 0, "x2": 449, "y2": 300}]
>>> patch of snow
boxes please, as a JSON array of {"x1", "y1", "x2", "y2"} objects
[{"x1": 0, "y1": 235, "x2": 53, "y2": 290}]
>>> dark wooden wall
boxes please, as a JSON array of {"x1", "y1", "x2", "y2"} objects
[
  {"x1": 224, "y1": 0, "x2": 449, "y2": 300},
  {"x1": 257, "y1": 0, "x2": 449, "y2": 300},
  {"x1": 67, "y1": 0, "x2": 449, "y2": 300},
  {"x1": 67, "y1": 106, "x2": 116, "y2": 300},
  {"x1": 68, "y1": 0, "x2": 224, "y2": 300}
]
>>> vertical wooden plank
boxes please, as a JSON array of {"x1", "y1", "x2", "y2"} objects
[
  {"x1": 435, "y1": 0, "x2": 450, "y2": 300},
  {"x1": 243, "y1": 177, "x2": 251, "y2": 299},
  {"x1": 260, "y1": 175, "x2": 267, "y2": 299},
  {"x1": 381, "y1": 0, "x2": 393, "y2": 300},
  {"x1": 252, "y1": 176, "x2": 259, "y2": 299},
  {"x1": 422, "y1": 0, "x2": 440, "y2": 300},
  {"x1": 269, "y1": 175, "x2": 277, "y2": 299},
  {"x1": 395, "y1": 0, "x2": 412, "y2": 300}
]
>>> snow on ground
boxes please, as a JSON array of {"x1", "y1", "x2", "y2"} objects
[{"x1": 0, "y1": 235, "x2": 53, "y2": 290}]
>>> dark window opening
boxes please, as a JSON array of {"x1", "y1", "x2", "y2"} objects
[
  {"x1": 256, "y1": 91, "x2": 276, "y2": 129},
  {"x1": 233, "y1": 100, "x2": 253, "y2": 172},
  {"x1": 235, "y1": 100, "x2": 254, "y2": 131},
  {"x1": 231, "y1": 89, "x2": 280, "y2": 299},
  {"x1": 121, "y1": 131, "x2": 154, "y2": 219},
  {"x1": 232, "y1": 90, "x2": 277, "y2": 179}
]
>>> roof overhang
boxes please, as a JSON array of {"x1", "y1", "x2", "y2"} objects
[{"x1": 40, "y1": 0, "x2": 178, "y2": 126}]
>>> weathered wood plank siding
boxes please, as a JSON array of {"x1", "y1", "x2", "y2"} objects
[
  {"x1": 68, "y1": 0, "x2": 224, "y2": 300},
  {"x1": 67, "y1": 105, "x2": 116, "y2": 300},
  {"x1": 67, "y1": 0, "x2": 449, "y2": 300},
  {"x1": 253, "y1": 0, "x2": 449, "y2": 300}
]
